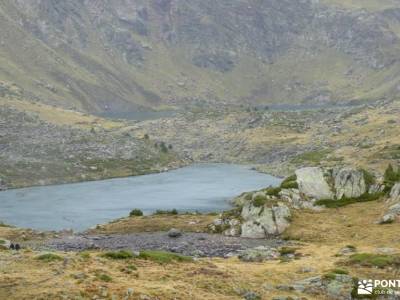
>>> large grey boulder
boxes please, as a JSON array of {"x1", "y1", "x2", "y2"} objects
[
  {"x1": 238, "y1": 246, "x2": 280, "y2": 262},
  {"x1": 241, "y1": 203, "x2": 291, "y2": 238},
  {"x1": 295, "y1": 167, "x2": 334, "y2": 200},
  {"x1": 390, "y1": 183, "x2": 400, "y2": 203},
  {"x1": 334, "y1": 168, "x2": 367, "y2": 199},
  {"x1": 380, "y1": 203, "x2": 400, "y2": 224}
]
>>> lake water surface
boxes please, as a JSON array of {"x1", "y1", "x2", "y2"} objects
[{"x1": 0, "y1": 164, "x2": 280, "y2": 231}]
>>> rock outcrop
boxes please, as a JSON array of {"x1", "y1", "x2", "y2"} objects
[
  {"x1": 389, "y1": 183, "x2": 400, "y2": 203},
  {"x1": 295, "y1": 167, "x2": 334, "y2": 200},
  {"x1": 380, "y1": 183, "x2": 400, "y2": 224},
  {"x1": 333, "y1": 168, "x2": 367, "y2": 199},
  {"x1": 240, "y1": 203, "x2": 291, "y2": 239}
]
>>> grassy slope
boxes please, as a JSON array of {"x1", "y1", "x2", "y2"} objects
[{"x1": 1, "y1": 199, "x2": 399, "y2": 299}]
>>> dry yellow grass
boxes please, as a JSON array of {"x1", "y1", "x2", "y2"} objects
[
  {"x1": 88, "y1": 214, "x2": 217, "y2": 235},
  {"x1": 1, "y1": 199, "x2": 400, "y2": 299}
]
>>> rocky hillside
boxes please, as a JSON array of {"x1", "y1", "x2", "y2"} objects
[
  {"x1": 1, "y1": 0, "x2": 400, "y2": 112},
  {"x1": 0, "y1": 98, "x2": 183, "y2": 188}
]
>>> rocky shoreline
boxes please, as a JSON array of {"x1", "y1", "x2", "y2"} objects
[{"x1": 42, "y1": 232, "x2": 286, "y2": 258}]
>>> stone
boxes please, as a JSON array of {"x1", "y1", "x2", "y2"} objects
[
  {"x1": 390, "y1": 183, "x2": 400, "y2": 203},
  {"x1": 238, "y1": 246, "x2": 280, "y2": 262},
  {"x1": 295, "y1": 167, "x2": 334, "y2": 200},
  {"x1": 243, "y1": 291, "x2": 261, "y2": 300},
  {"x1": 240, "y1": 203, "x2": 291, "y2": 238},
  {"x1": 0, "y1": 239, "x2": 11, "y2": 250},
  {"x1": 380, "y1": 203, "x2": 400, "y2": 224},
  {"x1": 334, "y1": 168, "x2": 366, "y2": 199},
  {"x1": 167, "y1": 228, "x2": 182, "y2": 238}
]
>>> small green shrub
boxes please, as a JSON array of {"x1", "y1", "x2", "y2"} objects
[
  {"x1": 102, "y1": 250, "x2": 134, "y2": 260},
  {"x1": 265, "y1": 187, "x2": 282, "y2": 196},
  {"x1": 280, "y1": 175, "x2": 298, "y2": 189},
  {"x1": 315, "y1": 192, "x2": 384, "y2": 208},
  {"x1": 361, "y1": 169, "x2": 376, "y2": 187},
  {"x1": 154, "y1": 209, "x2": 178, "y2": 215},
  {"x1": 279, "y1": 247, "x2": 297, "y2": 256},
  {"x1": 0, "y1": 240, "x2": 5, "y2": 245},
  {"x1": 129, "y1": 209, "x2": 143, "y2": 217},
  {"x1": 384, "y1": 164, "x2": 400, "y2": 191},
  {"x1": 347, "y1": 253, "x2": 400, "y2": 268},
  {"x1": 252, "y1": 193, "x2": 267, "y2": 207},
  {"x1": 331, "y1": 268, "x2": 349, "y2": 275},
  {"x1": 280, "y1": 181, "x2": 299, "y2": 189},
  {"x1": 322, "y1": 273, "x2": 337, "y2": 281},
  {"x1": 36, "y1": 253, "x2": 63, "y2": 262},
  {"x1": 138, "y1": 250, "x2": 193, "y2": 264},
  {"x1": 96, "y1": 273, "x2": 112, "y2": 282}
]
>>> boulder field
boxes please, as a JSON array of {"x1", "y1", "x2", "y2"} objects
[{"x1": 211, "y1": 166, "x2": 399, "y2": 239}]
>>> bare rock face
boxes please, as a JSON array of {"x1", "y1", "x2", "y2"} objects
[
  {"x1": 390, "y1": 183, "x2": 400, "y2": 203},
  {"x1": 240, "y1": 203, "x2": 291, "y2": 239},
  {"x1": 380, "y1": 183, "x2": 400, "y2": 224},
  {"x1": 295, "y1": 167, "x2": 334, "y2": 200},
  {"x1": 333, "y1": 168, "x2": 367, "y2": 200}
]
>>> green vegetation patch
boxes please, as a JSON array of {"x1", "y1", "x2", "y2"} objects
[
  {"x1": 138, "y1": 250, "x2": 193, "y2": 264},
  {"x1": 96, "y1": 273, "x2": 112, "y2": 282},
  {"x1": 360, "y1": 169, "x2": 376, "y2": 187},
  {"x1": 330, "y1": 268, "x2": 349, "y2": 275},
  {"x1": 384, "y1": 164, "x2": 400, "y2": 191},
  {"x1": 153, "y1": 209, "x2": 178, "y2": 215},
  {"x1": 264, "y1": 187, "x2": 282, "y2": 197},
  {"x1": 129, "y1": 209, "x2": 144, "y2": 217},
  {"x1": 252, "y1": 193, "x2": 267, "y2": 207},
  {"x1": 279, "y1": 247, "x2": 297, "y2": 256},
  {"x1": 280, "y1": 174, "x2": 298, "y2": 189},
  {"x1": 315, "y1": 192, "x2": 384, "y2": 208},
  {"x1": 291, "y1": 149, "x2": 332, "y2": 165},
  {"x1": 102, "y1": 250, "x2": 134, "y2": 260},
  {"x1": 36, "y1": 253, "x2": 63, "y2": 262},
  {"x1": 346, "y1": 253, "x2": 400, "y2": 268}
]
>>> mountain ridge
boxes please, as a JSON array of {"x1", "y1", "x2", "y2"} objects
[{"x1": 1, "y1": 0, "x2": 400, "y2": 112}]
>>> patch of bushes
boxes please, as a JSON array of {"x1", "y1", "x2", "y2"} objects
[
  {"x1": 264, "y1": 187, "x2": 282, "y2": 197},
  {"x1": 36, "y1": 253, "x2": 63, "y2": 262},
  {"x1": 154, "y1": 209, "x2": 178, "y2": 215},
  {"x1": 346, "y1": 253, "x2": 400, "y2": 268},
  {"x1": 252, "y1": 193, "x2": 267, "y2": 207},
  {"x1": 384, "y1": 164, "x2": 400, "y2": 191},
  {"x1": 360, "y1": 169, "x2": 376, "y2": 187},
  {"x1": 138, "y1": 250, "x2": 193, "y2": 263},
  {"x1": 315, "y1": 192, "x2": 384, "y2": 208},
  {"x1": 280, "y1": 174, "x2": 298, "y2": 189},
  {"x1": 0, "y1": 240, "x2": 5, "y2": 245},
  {"x1": 129, "y1": 209, "x2": 143, "y2": 217},
  {"x1": 279, "y1": 247, "x2": 297, "y2": 256},
  {"x1": 102, "y1": 250, "x2": 134, "y2": 260}
]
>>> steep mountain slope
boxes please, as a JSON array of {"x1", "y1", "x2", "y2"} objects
[{"x1": 1, "y1": 0, "x2": 400, "y2": 112}]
